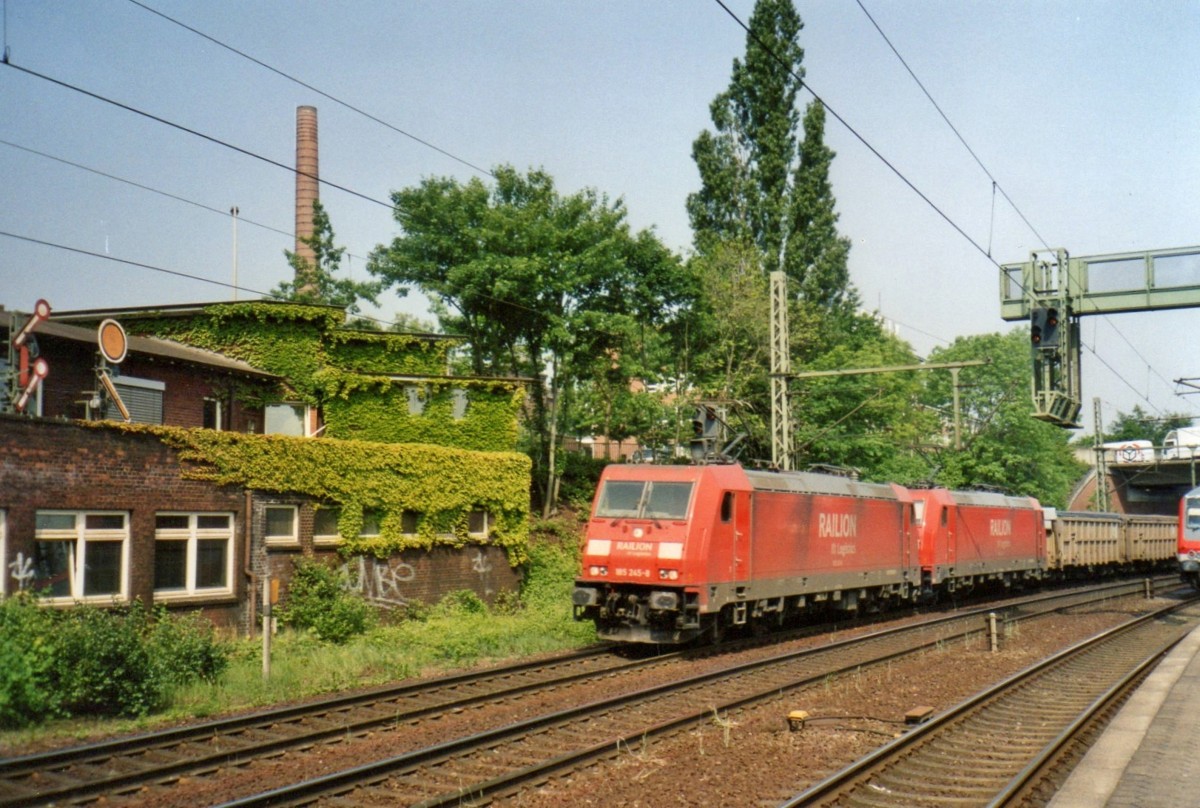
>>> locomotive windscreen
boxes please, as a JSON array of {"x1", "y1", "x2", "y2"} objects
[{"x1": 595, "y1": 480, "x2": 693, "y2": 520}]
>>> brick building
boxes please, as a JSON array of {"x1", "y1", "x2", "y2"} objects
[{"x1": 0, "y1": 301, "x2": 527, "y2": 633}]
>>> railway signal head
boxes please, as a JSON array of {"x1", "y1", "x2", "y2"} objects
[
  {"x1": 1030, "y1": 307, "x2": 1046, "y2": 346},
  {"x1": 1041, "y1": 307, "x2": 1060, "y2": 347}
]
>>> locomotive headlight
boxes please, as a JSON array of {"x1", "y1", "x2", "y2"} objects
[
  {"x1": 588, "y1": 565, "x2": 608, "y2": 576},
  {"x1": 658, "y1": 568, "x2": 679, "y2": 580},
  {"x1": 649, "y1": 590, "x2": 679, "y2": 610}
]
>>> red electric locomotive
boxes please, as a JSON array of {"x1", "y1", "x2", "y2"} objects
[
  {"x1": 572, "y1": 463, "x2": 918, "y2": 643},
  {"x1": 908, "y1": 487, "x2": 1045, "y2": 596}
]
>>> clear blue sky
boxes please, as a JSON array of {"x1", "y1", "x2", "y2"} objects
[{"x1": 2, "y1": 0, "x2": 1198, "y2": 432}]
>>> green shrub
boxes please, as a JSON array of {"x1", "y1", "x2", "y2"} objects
[
  {"x1": 277, "y1": 558, "x2": 376, "y2": 644},
  {"x1": 0, "y1": 598, "x2": 233, "y2": 727},
  {"x1": 0, "y1": 594, "x2": 62, "y2": 728},
  {"x1": 433, "y1": 589, "x2": 488, "y2": 618},
  {"x1": 557, "y1": 453, "x2": 607, "y2": 510},
  {"x1": 148, "y1": 607, "x2": 229, "y2": 686},
  {"x1": 520, "y1": 524, "x2": 583, "y2": 613},
  {"x1": 51, "y1": 603, "x2": 163, "y2": 717}
]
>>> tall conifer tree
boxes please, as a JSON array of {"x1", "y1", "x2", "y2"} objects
[{"x1": 688, "y1": 0, "x2": 855, "y2": 314}]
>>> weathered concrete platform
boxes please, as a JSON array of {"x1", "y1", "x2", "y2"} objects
[{"x1": 1050, "y1": 622, "x2": 1200, "y2": 807}]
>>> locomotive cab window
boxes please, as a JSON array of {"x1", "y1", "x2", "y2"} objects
[
  {"x1": 720, "y1": 492, "x2": 733, "y2": 523},
  {"x1": 596, "y1": 480, "x2": 693, "y2": 521},
  {"x1": 1188, "y1": 506, "x2": 1200, "y2": 530},
  {"x1": 912, "y1": 501, "x2": 925, "y2": 526}
]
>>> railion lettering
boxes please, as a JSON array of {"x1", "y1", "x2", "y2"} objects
[{"x1": 818, "y1": 513, "x2": 858, "y2": 539}]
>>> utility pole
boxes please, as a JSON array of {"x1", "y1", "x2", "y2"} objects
[
  {"x1": 769, "y1": 271, "x2": 792, "y2": 469},
  {"x1": 1093, "y1": 397, "x2": 1110, "y2": 511}
]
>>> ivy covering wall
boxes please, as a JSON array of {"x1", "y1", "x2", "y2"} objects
[
  {"x1": 85, "y1": 302, "x2": 531, "y2": 559},
  {"x1": 118, "y1": 302, "x2": 523, "y2": 453},
  {"x1": 85, "y1": 422, "x2": 533, "y2": 563}
]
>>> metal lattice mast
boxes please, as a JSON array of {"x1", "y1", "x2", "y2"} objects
[{"x1": 770, "y1": 270, "x2": 792, "y2": 469}]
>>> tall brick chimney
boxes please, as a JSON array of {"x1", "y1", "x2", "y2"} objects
[{"x1": 294, "y1": 105, "x2": 319, "y2": 293}]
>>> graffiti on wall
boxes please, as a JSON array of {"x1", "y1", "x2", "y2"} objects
[
  {"x1": 338, "y1": 555, "x2": 417, "y2": 608},
  {"x1": 470, "y1": 549, "x2": 495, "y2": 599},
  {"x1": 8, "y1": 552, "x2": 34, "y2": 591}
]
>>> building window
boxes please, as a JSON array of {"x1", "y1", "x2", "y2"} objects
[
  {"x1": 468, "y1": 510, "x2": 489, "y2": 537},
  {"x1": 32, "y1": 511, "x2": 128, "y2": 602},
  {"x1": 405, "y1": 385, "x2": 426, "y2": 415},
  {"x1": 203, "y1": 398, "x2": 224, "y2": 430},
  {"x1": 265, "y1": 404, "x2": 307, "y2": 436},
  {"x1": 154, "y1": 513, "x2": 233, "y2": 597},
  {"x1": 265, "y1": 505, "x2": 299, "y2": 545},
  {"x1": 360, "y1": 509, "x2": 383, "y2": 538},
  {"x1": 313, "y1": 506, "x2": 341, "y2": 546},
  {"x1": 451, "y1": 388, "x2": 469, "y2": 420},
  {"x1": 107, "y1": 376, "x2": 165, "y2": 424},
  {"x1": 401, "y1": 510, "x2": 419, "y2": 535}
]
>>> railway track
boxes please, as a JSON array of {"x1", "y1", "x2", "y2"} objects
[
  {"x1": 0, "y1": 578, "x2": 1169, "y2": 807},
  {"x1": 783, "y1": 595, "x2": 1200, "y2": 808},
  {"x1": 0, "y1": 645, "x2": 623, "y2": 807},
  {"x1": 210, "y1": 579, "x2": 1171, "y2": 807}
]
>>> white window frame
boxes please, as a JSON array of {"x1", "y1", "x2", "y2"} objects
[
  {"x1": 404, "y1": 385, "x2": 426, "y2": 415},
  {"x1": 202, "y1": 397, "x2": 225, "y2": 431},
  {"x1": 153, "y1": 512, "x2": 235, "y2": 598},
  {"x1": 33, "y1": 510, "x2": 129, "y2": 603},
  {"x1": 312, "y1": 505, "x2": 342, "y2": 546},
  {"x1": 451, "y1": 387, "x2": 469, "y2": 420},
  {"x1": 264, "y1": 403, "x2": 316, "y2": 437},
  {"x1": 264, "y1": 505, "x2": 299, "y2": 546},
  {"x1": 468, "y1": 510, "x2": 490, "y2": 538}
]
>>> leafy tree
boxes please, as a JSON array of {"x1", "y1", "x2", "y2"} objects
[
  {"x1": 1103, "y1": 405, "x2": 1192, "y2": 447},
  {"x1": 689, "y1": 243, "x2": 772, "y2": 403},
  {"x1": 369, "y1": 166, "x2": 692, "y2": 514},
  {"x1": 687, "y1": 0, "x2": 855, "y2": 314},
  {"x1": 786, "y1": 102, "x2": 856, "y2": 315},
  {"x1": 273, "y1": 200, "x2": 383, "y2": 316},
  {"x1": 688, "y1": 0, "x2": 804, "y2": 267},
  {"x1": 922, "y1": 330, "x2": 1086, "y2": 507},
  {"x1": 792, "y1": 316, "x2": 931, "y2": 481}
]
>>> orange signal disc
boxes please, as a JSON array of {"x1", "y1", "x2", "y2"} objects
[{"x1": 98, "y1": 319, "x2": 128, "y2": 364}]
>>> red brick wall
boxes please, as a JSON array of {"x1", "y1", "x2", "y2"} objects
[
  {"x1": 30, "y1": 333, "x2": 268, "y2": 432},
  {"x1": 1, "y1": 417, "x2": 524, "y2": 633},
  {"x1": 0, "y1": 415, "x2": 247, "y2": 627}
]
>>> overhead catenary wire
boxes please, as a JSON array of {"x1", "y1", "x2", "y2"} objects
[
  {"x1": 0, "y1": 60, "x2": 395, "y2": 212},
  {"x1": 0, "y1": 137, "x2": 376, "y2": 267},
  {"x1": 853, "y1": 0, "x2": 1052, "y2": 252},
  {"x1": 125, "y1": 0, "x2": 495, "y2": 180},
  {"x1": 712, "y1": 0, "x2": 998, "y2": 270},
  {"x1": 715, "y1": 0, "x2": 1183, "y2": 423},
  {"x1": 855, "y1": 2, "x2": 1189, "y2": 421}
]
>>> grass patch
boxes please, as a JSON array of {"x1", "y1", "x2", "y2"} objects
[{"x1": 0, "y1": 520, "x2": 596, "y2": 753}]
